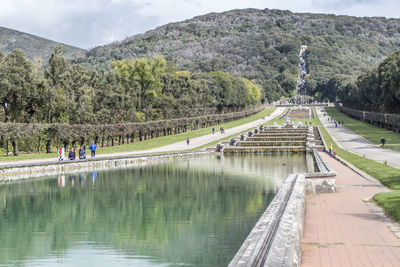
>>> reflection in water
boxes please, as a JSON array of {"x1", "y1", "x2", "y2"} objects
[
  {"x1": 0, "y1": 154, "x2": 312, "y2": 266},
  {"x1": 58, "y1": 175, "x2": 65, "y2": 188}
]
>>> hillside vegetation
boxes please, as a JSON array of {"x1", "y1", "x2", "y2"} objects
[
  {"x1": 80, "y1": 8, "x2": 400, "y2": 102},
  {"x1": 0, "y1": 26, "x2": 86, "y2": 63},
  {"x1": 338, "y1": 49, "x2": 400, "y2": 113},
  {"x1": 0, "y1": 47, "x2": 261, "y2": 125}
]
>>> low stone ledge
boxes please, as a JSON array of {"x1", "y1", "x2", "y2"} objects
[
  {"x1": 313, "y1": 148, "x2": 335, "y2": 174},
  {"x1": 304, "y1": 149, "x2": 336, "y2": 194},
  {"x1": 0, "y1": 151, "x2": 213, "y2": 182},
  {"x1": 264, "y1": 174, "x2": 305, "y2": 266},
  {"x1": 223, "y1": 146, "x2": 306, "y2": 153},
  {"x1": 229, "y1": 174, "x2": 305, "y2": 267},
  {"x1": 305, "y1": 176, "x2": 336, "y2": 194}
]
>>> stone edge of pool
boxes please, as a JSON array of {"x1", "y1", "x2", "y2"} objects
[
  {"x1": 0, "y1": 151, "x2": 213, "y2": 182},
  {"x1": 228, "y1": 149, "x2": 336, "y2": 267}
]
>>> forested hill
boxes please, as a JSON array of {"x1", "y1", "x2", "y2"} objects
[
  {"x1": 82, "y1": 8, "x2": 400, "y2": 101},
  {"x1": 0, "y1": 26, "x2": 86, "y2": 62},
  {"x1": 338, "y1": 48, "x2": 400, "y2": 114}
]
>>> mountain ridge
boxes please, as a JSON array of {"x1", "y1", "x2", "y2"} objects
[
  {"x1": 81, "y1": 8, "x2": 400, "y2": 100},
  {"x1": 2, "y1": 8, "x2": 400, "y2": 101},
  {"x1": 0, "y1": 26, "x2": 86, "y2": 63}
]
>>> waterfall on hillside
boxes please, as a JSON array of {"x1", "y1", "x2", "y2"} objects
[{"x1": 296, "y1": 45, "x2": 308, "y2": 104}]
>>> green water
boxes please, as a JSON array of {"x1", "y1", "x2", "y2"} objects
[{"x1": 0, "y1": 154, "x2": 312, "y2": 266}]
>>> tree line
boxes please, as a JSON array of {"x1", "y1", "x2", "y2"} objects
[
  {"x1": 337, "y1": 49, "x2": 400, "y2": 114},
  {"x1": 0, "y1": 47, "x2": 264, "y2": 155},
  {"x1": 0, "y1": 106, "x2": 264, "y2": 155},
  {"x1": 312, "y1": 49, "x2": 400, "y2": 114},
  {"x1": 0, "y1": 47, "x2": 262, "y2": 125}
]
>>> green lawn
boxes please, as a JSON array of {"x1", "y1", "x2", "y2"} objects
[
  {"x1": 373, "y1": 191, "x2": 400, "y2": 221},
  {"x1": 262, "y1": 107, "x2": 321, "y2": 127},
  {"x1": 325, "y1": 107, "x2": 400, "y2": 151},
  {"x1": 0, "y1": 107, "x2": 276, "y2": 162}
]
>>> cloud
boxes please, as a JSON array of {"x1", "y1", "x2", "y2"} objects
[
  {"x1": 0, "y1": 0, "x2": 399, "y2": 49},
  {"x1": 0, "y1": 0, "x2": 158, "y2": 49},
  {"x1": 312, "y1": 0, "x2": 383, "y2": 8}
]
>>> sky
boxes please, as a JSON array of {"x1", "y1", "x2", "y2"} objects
[{"x1": 0, "y1": 0, "x2": 399, "y2": 49}]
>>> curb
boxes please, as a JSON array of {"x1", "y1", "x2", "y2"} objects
[{"x1": 333, "y1": 154, "x2": 384, "y2": 186}]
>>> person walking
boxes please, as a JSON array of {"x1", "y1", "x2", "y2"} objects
[
  {"x1": 212, "y1": 128, "x2": 215, "y2": 135},
  {"x1": 186, "y1": 137, "x2": 190, "y2": 146},
  {"x1": 89, "y1": 141, "x2": 97, "y2": 158},
  {"x1": 58, "y1": 146, "x2": 65, "y2": 161},
  {"x1": 328, "y1": 143, "x2": 334, "y2": 158},
  {"x1": 380, "y1": 137, "x2": 386, "y2": 149}
]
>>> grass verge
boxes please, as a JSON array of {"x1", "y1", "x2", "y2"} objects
[{"x1": 373, "y1": 191, "x2": 400, "y2": 222}]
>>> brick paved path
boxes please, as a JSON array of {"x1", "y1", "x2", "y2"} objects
[{"x1": 302, "y1": 152, "x2": 400, "y2": 267}]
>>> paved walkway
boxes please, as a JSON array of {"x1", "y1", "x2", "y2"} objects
[
  {"x1": 317, "y1": 108, "x2": 400, "y2": 169},
  {"x1": 302, "y1": 152, "x2": 400, "y2": 267},
  {"x1": 0, "y1": 107, "x2": 285, "y2": 168}
]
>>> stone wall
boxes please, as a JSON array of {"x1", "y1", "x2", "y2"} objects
[{"x1": 0, "y1": 151, "x2": 212, "y2": 182}]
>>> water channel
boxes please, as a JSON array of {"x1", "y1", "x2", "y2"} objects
[{"x1": 0, "y1": 154, "x2": 314, "y2": 266}]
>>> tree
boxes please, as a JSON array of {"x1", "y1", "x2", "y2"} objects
[
  {"x1": 112, "y1": 57, "x2": 167, "y2": 112},
  {"x1": 240, "y1": 77, "x2": 261, "y2": 105},
  {"x1": 0, "y1": 50, "x2": 36, "y2": 122}
]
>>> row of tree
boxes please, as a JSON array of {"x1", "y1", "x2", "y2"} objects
[
  {"x1": 339, "y1": 49, "x2": 400, "y2": 113},
  {"x1": 0, "y1": 105, "x2": 265, "y2": 155},
  {"x1": 306, "y1": 49, "x2": 400, "y2": 114},
  {"x1": 0, "y1": 47, "x2": 262, "y2": 125},
  {"x1": 336, "y1": 104, "x2": 400, "y2": 132}
]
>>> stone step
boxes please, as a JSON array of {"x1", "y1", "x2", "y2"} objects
[
  {"x1": 237, "y1": 141, "x2": 307, "y2": 147},
  {"x1": 246, "y1": 137, "x2": 306, "y2": 142},
  {"x1": 261, "y1": 129, "x2": 308, "y2": 133},
  {"x1": 255, "y1": 133, "x2": 308, "y2": 137},
  {"x1": 223, "y1": 146, "x2": 306, "y2": 153}
]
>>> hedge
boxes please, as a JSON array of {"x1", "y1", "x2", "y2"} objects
[{"x1": 0, "y1": 105, "x2": 267, "y2": 155}]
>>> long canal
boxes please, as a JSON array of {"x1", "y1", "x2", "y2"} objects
[{"x1": 0, "y1": 153, "x2": 314, "y2": 266}]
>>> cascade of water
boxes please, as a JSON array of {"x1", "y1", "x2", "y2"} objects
[{"x1": 296, "y1": 45, "x2": 308, "y2": 104}]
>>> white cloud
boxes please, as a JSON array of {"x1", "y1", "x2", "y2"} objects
[{"x1": 0, "y1": 0, "x2": 399, "y2": 49}]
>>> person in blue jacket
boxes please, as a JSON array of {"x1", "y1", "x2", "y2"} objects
[{"x1": 89, "y1": 141, "x2": 97, "y2": 158}]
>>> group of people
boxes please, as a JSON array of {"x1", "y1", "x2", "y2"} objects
[
  {"x1": 211, "y1": 127, "x2": 225, "y2": 134},
  {"x1": 333, "y1": 119, "x2": 344, "y2": 128},
  {"x1": 326, "y1": 116, "x2": 344, "y2": 128},
  {"x1": 323, "y1": 113, "x2": 344, "y2": 128},
  {"x1": 58, "y1": 142, "x2": 97, "y2": 161}
]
